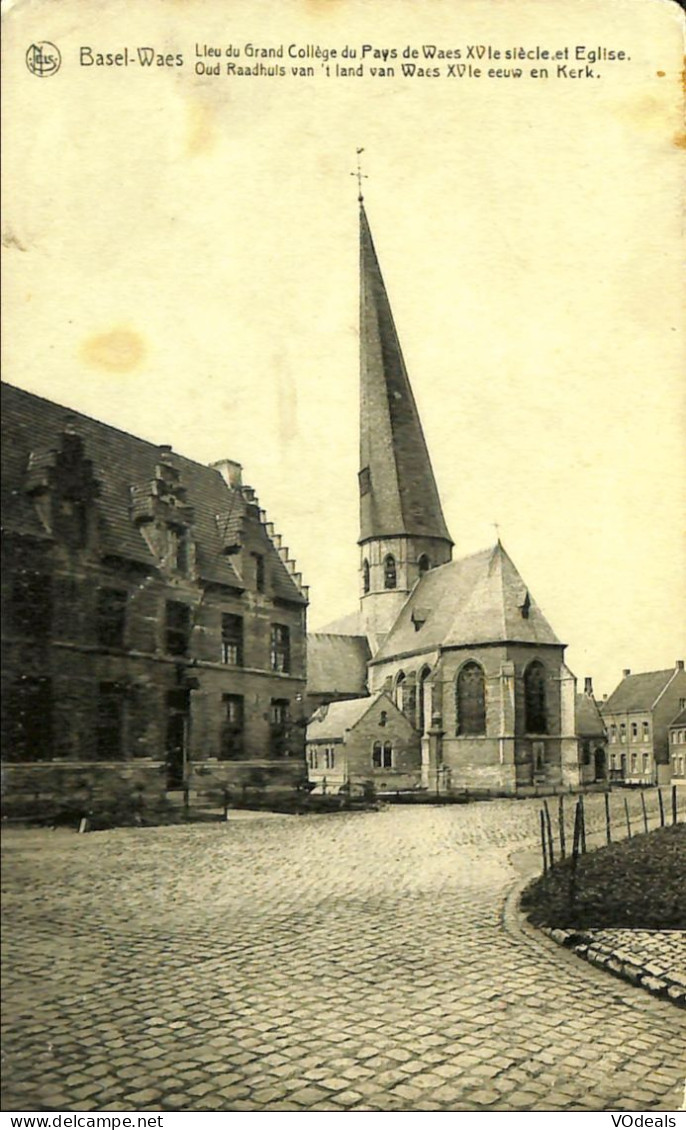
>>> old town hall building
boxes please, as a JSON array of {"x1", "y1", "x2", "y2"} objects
[
  {"x1": 1, "y1": 383, "x2": 309, "y2": 817},
  {"x1": 307, "y1": 198, "x2": 589, "y2": 795}
]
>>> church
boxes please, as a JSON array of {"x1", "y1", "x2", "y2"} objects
[{"x1": 307, "y1": 195, "x2": 592, "y2": 796}]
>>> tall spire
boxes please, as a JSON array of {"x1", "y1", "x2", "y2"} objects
[{"x1": 358, "y1": 201, "x2": 452, "y2": 547}]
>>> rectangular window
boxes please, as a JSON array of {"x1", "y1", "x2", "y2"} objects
[
  {"x1": 220, "y1": 694, "x2": 244, "y2": 760},
  {"x1": 372, "y1": 741, "x2": 393, "y2": 769},
  {"x1": 620, "y1": 724, "x2": 626, "y2": 743},
  {"x1": 11, "y1": 571, "x2": 52, "y2": 639},
  {"x1": 325, "y1": 747, "x2": 335, "y2": 770},
  {"x1": 642, "y1": 721, "x2": 650, "y2": 741},
  {"x1": 643, "y1": 753, "x2": 649, "y2": 772},
  {"x1": 96, "y1": 682, "x2": 125, "y2": 760},
  {"x1": 631, "y1": 722, "x2": 638, "y2": 740},
  {"x1": 221, "y1": 613, "x2": 243, "y2": 665},
  {"x1": 631, "y1": 752, "x2": 638, "y2": 773},
  {"x1": 307, "y1": 748, "x2": 318, "y2": 770},
  {"x1": 97, "y1": 588, "x2": 127, "y2": 648},
  {"x1": 166, "y1": 601, "x2": 191, "y2": 656},
  {"x1": 610, "y1": 725, "x2": 617, "y2": 743},
  {"x1": 252, "y1": 553, "x2": 265, "y2": 593},
  {"x1": 269, "y1": 698, "x2": 289, "y2": 758},
  {"x1": 5, "y1": 676, "x2": 52, "y2": 761},
  {"x1": 270, "y1": 624, "x2": 290, "y2": 673}
]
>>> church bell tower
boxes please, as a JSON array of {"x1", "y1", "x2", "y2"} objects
[{"x1": 357, "y1": 192, "x2": 453, "y2": 637}]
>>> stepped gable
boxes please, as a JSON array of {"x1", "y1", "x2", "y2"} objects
[{"x1": 1, "y1": 382, "x2": 306, "y2": 603}]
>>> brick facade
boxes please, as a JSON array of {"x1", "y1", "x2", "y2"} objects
[
  {"x1": 306, "y1": 693, "x2": 421, "y2": 794},
  {"x1": 1, "y1": 383, "x2": 308, "y2": 818},
  {"x1": 368, "y1": 642, "x2": 578, "y2": 795},
  {"x1": 602, "y1": 664, "x2": 686, "y2": 786}
]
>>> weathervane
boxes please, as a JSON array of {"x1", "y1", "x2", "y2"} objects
[{"x1": 351, "y1": 147, "x2": 368, "y2": 202}]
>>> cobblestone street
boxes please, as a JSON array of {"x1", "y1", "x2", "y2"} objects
[{"x1": 2, "y1": 797, "x2": 685, "y2": 1112}]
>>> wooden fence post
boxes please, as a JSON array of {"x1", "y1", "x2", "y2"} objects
[
  {"x1": 672, "y1": 784, "x2": 678, "y2": 826},
  {"x1": 540, "y1": 809, "x2": 548, "y2": 874},
  {"x1": 624, "y1": 796, "x2": 632, "y2": 838},
  {"x1": 640, "y1": 791, "x2": 649, "y2": 835},
  {"x1": 658, "y1": 788, "x2": 665, "y2": 827},
  {"x1": 604, "y1": 791, "x2": 612, "y2": 845},
  {"x1": 570, "y1": 800, "x2": 582, "y2": 912},
  {"x1": 543, "y1": 798, "x2": 555, "y2": 866},
  {"x1": 579, "y1": 795, "x2": 587, "y2": 853},
  {"x1": 559, "y1": 794, "x2": 566, "y2": 859}
]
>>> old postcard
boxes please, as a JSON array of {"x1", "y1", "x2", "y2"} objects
[{"x1": 1, "y1": 0, "x2": 685, "y2": 1118}]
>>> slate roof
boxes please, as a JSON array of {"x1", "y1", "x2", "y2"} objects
[
  {"x1": 306, "y1": 633, "x2": 371, "y2": 697},
  {"x1": 358, "y1": 203, "x2": 452, "y2": 546},
  {"x1": 669, "y1": 709, "x2": 686, "y2": 728},
  {"x1": 371, "y1": 541, "x2": 561, "y2": 663},
  {"x1": 1, "y1": 382, "x2": 306, "y2": 603},
  {"x1": 601, "y1": 670, "x2": 677, "y2": 715},
  {"x1": 307, "y1": 691, "x2": 391, "y2": 742},
  {"x1": 575, "y1": 693, "x2": 606, "y2": 737}
]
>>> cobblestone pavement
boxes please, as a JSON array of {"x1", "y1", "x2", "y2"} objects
[{"x1": 2, "y1": 796, "x2": 685, "y2": 1113}]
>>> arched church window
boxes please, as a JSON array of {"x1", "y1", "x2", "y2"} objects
[
  {"x1": 418, "y1": 554, "x2": 430, "y2": 576},
  {"x1": 384, "y1": 554, "x2": 397, "y2": 589},
  {"x1": 456, "y1": 662, "x2": 486, "y2": 736},
  {"x1": 362, "y1": 559, "x2": 370, "y2": 594},
  {"x1": 394, "y1": 671, "x2": 405, "y2": 711},
  {"x1": 524, "y1": 661, "x2": 547, "y2": 734}
]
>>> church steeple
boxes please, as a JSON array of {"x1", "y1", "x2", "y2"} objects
[{"x1": 358, "y1": 198, "x2": 453, "y2": 636}]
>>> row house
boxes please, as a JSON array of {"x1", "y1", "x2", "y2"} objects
[
  {"x1": 1, "y1": 382, "x2": 308, "y2": 817},
  {"x1": 669, "y1": 709, "x2": 686, "y2": 783},
  {"x1": 601, "y1": 662, "x2": 686, "y2": 786}
]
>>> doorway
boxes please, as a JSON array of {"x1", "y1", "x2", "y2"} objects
[{"x1": 166, "y1": 689, "x2": 189, "y2": 789}]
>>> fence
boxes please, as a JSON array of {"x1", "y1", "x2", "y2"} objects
[{"x1": 539, "y1": 785, "x2": 682, "y2": 876}]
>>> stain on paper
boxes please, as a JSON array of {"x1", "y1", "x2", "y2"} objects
[
  {"x1": 80, "y1": 327, "x2": 146, "y2": 373},
  {"x1": 186, "y1": 99, "x2": 217, "y2": 156}
]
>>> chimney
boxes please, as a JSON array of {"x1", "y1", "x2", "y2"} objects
[
  {"x1": 623, "y1": 669, "x2": 631, "y2": 678},
  {"x1": 211, "y1": 458, "x2": 243, "y2": 489},
  {"x1": 158, "y1": 444, "x2": 173, "y2": 454},
  {"x1": 677, "y1": 660, "x2": 684, "y2": 671},
  {"x1": 584, "y1": 677, "x2": 593, "y2": 696}
]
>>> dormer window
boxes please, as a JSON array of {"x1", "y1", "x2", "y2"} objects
[
  {"x1": 24, "y1": 431, "x2": 99, "y2": 548},
  {"x1": 520, "y1": 591, "x2": 531, "y2": 620}
]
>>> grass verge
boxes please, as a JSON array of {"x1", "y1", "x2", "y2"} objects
[{"x1": 520, "y1": 824, "x2": 686, "y2": 930}]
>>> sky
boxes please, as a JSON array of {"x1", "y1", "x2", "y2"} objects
[{"x1": 2, "y1": 0, "x2": 685, "y2": 698}]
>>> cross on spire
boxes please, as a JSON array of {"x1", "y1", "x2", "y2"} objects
[{"x1": 351, "y1": 148, "x2": 368, "y2": 202}]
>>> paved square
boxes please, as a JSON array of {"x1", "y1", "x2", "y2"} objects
[{"x1": 2, "y1": 798, "x2": 684, "y2": 1111}]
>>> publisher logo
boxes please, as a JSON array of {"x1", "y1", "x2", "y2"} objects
[{"x1": 26, "y1": 42, "x2": 61, "y2": 77}]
